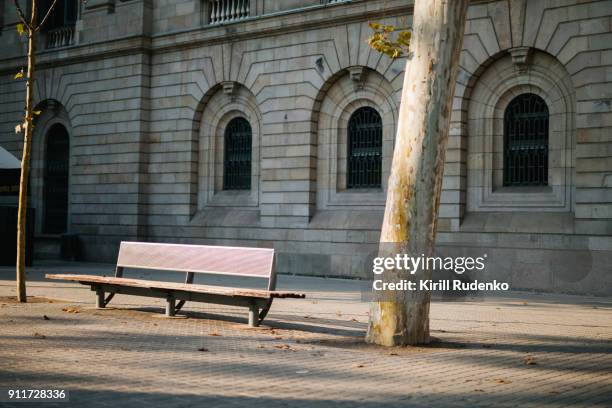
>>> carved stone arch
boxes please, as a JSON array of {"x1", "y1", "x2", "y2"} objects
[
  {"x1": 464, "y1": 49, "x2": 575, "y2": 213},
  {"x1": 313, "y1": 66, "x2": 398, "y2": 210},
  {"x1": 191, "y1": 82, "x2": 262, "y2": 218},
  {"x1": 30, "y1": 99, "x2": 74, "y2": 235}
]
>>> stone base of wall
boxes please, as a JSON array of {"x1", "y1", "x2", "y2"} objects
[
  {"x1": 437, "y1": 246, "x2": 612, "y2": 297},
  {"x1": 276, "y1": 245, "x2": 612, "y2": 297},
  {"x1": 73, "y1": 231, "x2": 611, "y2": 297}
]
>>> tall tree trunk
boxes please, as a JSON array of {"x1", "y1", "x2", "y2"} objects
[
  {"x1": 16, "y1": 0, "x2": 37, "y2": 303},
  {"x1": 366, "y1": 0, "x2": 469, "y2": 346}
]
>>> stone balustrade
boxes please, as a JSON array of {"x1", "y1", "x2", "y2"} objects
[
  {"x1": 45, "y1": 26, "x2": 75, "y2": 49},
  {"x1": 208, "y1": 0, "x2": 250, "y2": 24}
]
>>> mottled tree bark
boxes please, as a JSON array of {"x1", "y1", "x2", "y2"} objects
[{"x1": 366, "y1": 0, "x2": 469, "y2": 346}]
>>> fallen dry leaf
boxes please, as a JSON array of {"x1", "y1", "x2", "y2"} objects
[
  {"x1": 273, "y1": 344, "x2": 295, "y2": 351},
  {"x1": 355, "y1": 364, "x2": 365, "y2": 368},
  {"x1": 524, "y1": 355, "x2": 537, "y2": 365},
  {"x1": 494, "y1": 378, "x2": 512, "y2": 384},
  {"x1": 61, "y1": 307, "x2": 80, "y2": 314},
  {"x1": 209, "y1": 332, "x2": 221, "y2": 336},
  {"x1": 33, "y1": 332, "x2": 46, "y2": 339},
  {"x1": 197, "y1": 348, "x2": 209, "y2": 352},
  {"x1": 43, "y1": 315, "x2": 50, "y2": 320}
]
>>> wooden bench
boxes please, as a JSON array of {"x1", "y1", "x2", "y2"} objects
[{"x1": 46, "y1": 241, "x2": 305, "y2": 327}]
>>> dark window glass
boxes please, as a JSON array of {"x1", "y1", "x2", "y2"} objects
[
  {"x1": 33, "y1": 0, "x2": 78, "y2": 31},
  {"x1": 503, "y1": 93, "x2": 549, "y2": 186},
  {"x1": 224, "y1": 117, "x2": 252, "y2": 190},
  {"x1": 347, "y1": 107, "x2": 382, "y2": 189},
  {"x1": 44, "y1": 123, "x2": 69, "y2": 234}
]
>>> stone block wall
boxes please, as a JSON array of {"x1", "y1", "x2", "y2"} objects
[{"x1": 0, "y1": 0, "x2": 610, "y2": 295}]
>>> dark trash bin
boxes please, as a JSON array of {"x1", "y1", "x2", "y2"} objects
[
  {"x1": 60, "y1": 233, "x2": 80, "y2": 261},
  {"x1": 0, "y1": 206, "x2": 35, "y2": 266}
]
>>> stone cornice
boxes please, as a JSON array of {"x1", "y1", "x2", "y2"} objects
[
  {"x1": 0, "y1": 36, "x2": 152, "y2": 75},
  {"x1": 0, "y1": 0, "x2": 412, "y2": 75}
]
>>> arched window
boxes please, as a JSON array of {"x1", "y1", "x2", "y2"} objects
[
  {"x1": 504, "y1": 93, "x2": 549, "y2": 186},
  {"x1": 347, "y1": 107, "x2": 382, "y2": 189},
  {"x1": 223, "y1": 117, "x2": 252, "y2": 190}
]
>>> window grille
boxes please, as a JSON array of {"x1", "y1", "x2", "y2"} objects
[
  {"x1": 347, "y1": 107, "x2": 382, "y2": 189},
  {"x1": 503, "y1": 93, "x2": 549, "y2": 186},
  {"x1": 224, "y1": 117, "x2": 252, "y2": 190}
]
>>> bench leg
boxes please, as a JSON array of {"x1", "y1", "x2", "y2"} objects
[
  {"x1": 258, "y1": 299, "x2": 273, "y2": 323},
  {"x1": 95, "y1": 287, "x2": 105, "y2": 309},
  {"x1": 166, "y1": 297, "x2": 176, "y2": 317},
  {"x1": 248, "y1": 304, "x2": 259, "y2": 327}
]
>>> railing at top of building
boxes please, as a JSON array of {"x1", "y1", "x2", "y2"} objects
[
  {"x1": 207, "y1": 0, "x2": 351, "y2": 25},
  {"x1": 208, "y1": 0, "x2": 250, "y2": 24},
  {"x1": 45, "y1": 26, "x2": 75, "y2": 49}
]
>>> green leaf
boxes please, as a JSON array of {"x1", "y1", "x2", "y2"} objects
[
  {"x1": 33, "y1": 110, "x2": 42, "y2": 116},
  {"x1": 16, "y1": 24, "x2": 26, "y2": 36},
  {"x1": 14, "y1": 70, "x2": 24, "y2": 80}
]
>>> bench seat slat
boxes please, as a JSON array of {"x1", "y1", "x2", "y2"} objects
[
  {"x1": 45, "y1": 274, "x2": 306, "y2": 299},
  {"x1": 117, "y1": 242, "x2": 274, "y2": 278}
]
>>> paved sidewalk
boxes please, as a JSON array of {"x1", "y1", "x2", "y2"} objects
[{"x1": 0, "y1": 261, "x2": 611, "y2": 407}]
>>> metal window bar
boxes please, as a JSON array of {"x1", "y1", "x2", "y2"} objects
[
  {"x1": 503, "y1": 93, "x2": 549, "y2": 186},
  {"x1": 224, "y1": 117, "x2": 252, "y2": 190},
  {"x1": 347, "y1": 107, "x2": 382, "y2": 189}
]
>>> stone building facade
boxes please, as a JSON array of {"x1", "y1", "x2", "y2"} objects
[{"x1": 0, "y1": 0, "x2": 611, "y2": 295}]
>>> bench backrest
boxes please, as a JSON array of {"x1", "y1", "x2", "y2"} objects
[{"x1": 116, "y1": 241, "x2": 276, "y2": 290}]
